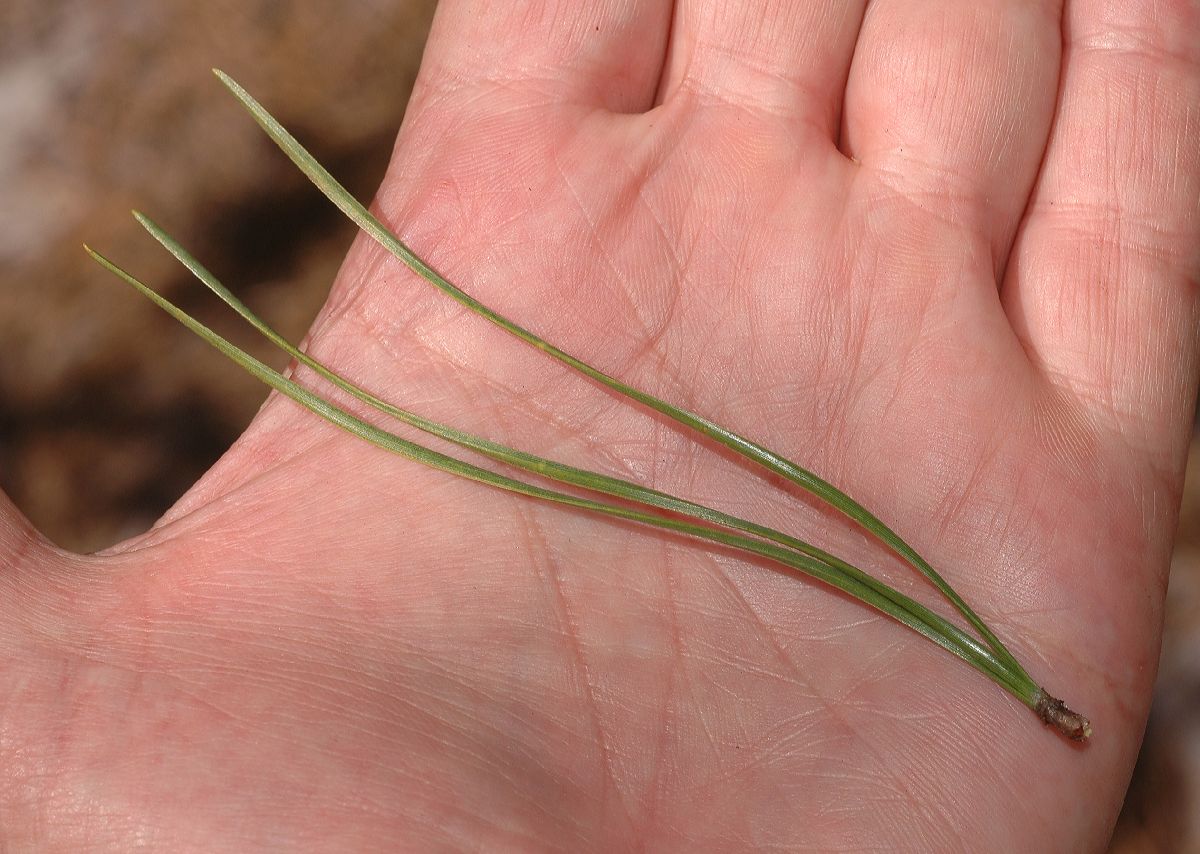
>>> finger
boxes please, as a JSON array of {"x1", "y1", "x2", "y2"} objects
[
  {"x1": 656, "y1": 1, "x2": 868, "y2": 138},
  {"x1": 411, "y1": 0, "x2": 673, "y2": 113},
  {"x1": 0, "y1": 488, "x2": 47, "y2": 569},
  {"x1": 843, "y1": 0, "x2": 1063, "y2": 268},
  {"x1": 1002, "y1": 0, "x2": 1200, "y2": 454}
]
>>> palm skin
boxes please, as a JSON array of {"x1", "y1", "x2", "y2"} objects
[{"x1": 2, "y1": 2, "x2": 1197, "y2": 851}]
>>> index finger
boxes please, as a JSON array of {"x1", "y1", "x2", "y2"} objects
[{"x1": 1002, "y1": 0, "x2": 1200, "y2": 462}]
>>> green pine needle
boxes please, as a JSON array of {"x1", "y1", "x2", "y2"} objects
[
  {"x1": 210, "y1": 67, "x2": 1025, "y2": 681},
  {"x1": 126, "y1": 213, "x2": 1021, "y2": 694},
  {"x1": 86, "y1": 244, "x2": 1023, "y2": 698},
  {"x1": 78, "y1": 71, "x2": 1094, "y2": 741}
]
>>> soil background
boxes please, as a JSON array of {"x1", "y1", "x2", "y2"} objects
[{"x1": 0, "y1": 3, "x2": 1193, "y2": 850}]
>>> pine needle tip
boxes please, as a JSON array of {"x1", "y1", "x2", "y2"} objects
[{"x1": 1035, "y1": 692, "x2": 1092, "y2": 742}]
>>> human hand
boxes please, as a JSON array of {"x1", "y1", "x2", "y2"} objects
[{"x1": 3, "y1": 1, "x2": 1197, "y2": 849}]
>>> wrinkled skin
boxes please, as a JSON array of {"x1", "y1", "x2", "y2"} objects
[{"x1": 3, "y1": 2, "x2": 1198, "y2": 851}]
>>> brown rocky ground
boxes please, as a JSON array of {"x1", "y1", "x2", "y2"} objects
[
  {"x1": 0, "y1": 0, "x2": 435, "y2": 546},
  {"x1": 0, "y1": 3, "x2": 1193, "y2": 849}
]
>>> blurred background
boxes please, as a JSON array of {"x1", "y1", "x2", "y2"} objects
[{"x1": 0, "y1": 2, "x2": 1194, "y2": 849}]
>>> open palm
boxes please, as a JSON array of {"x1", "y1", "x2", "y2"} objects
[{"x1": 4, "y1": 2, "x2": 1198, "y2": 850}]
